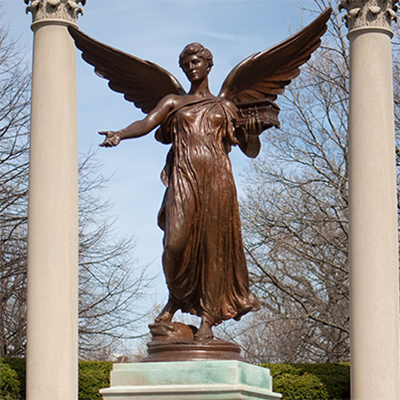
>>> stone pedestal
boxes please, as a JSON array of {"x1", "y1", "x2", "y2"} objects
[{"x1": 100, "y1": 361, "x2": 281, "y2": 400}]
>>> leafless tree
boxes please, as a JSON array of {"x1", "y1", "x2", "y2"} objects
[
  {"x1": 0, "y1": 8, "x2": 150, "y2": 359},
  {"x1": 238, "y1": 0, "x2": 350, "y2": 363},
  {"x1": 392, "y1": 27, "x2": 400, "y2": 159},
  {"x1": 77, "y1": 152, "x2": 151, "y2": 360},
  {"x1": 0, "y1": 9, "x2": 31, "y2": 357}
]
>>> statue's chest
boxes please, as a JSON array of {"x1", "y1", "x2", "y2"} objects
[{"x1": 175, "y1": 104, "x2": 226, "y2": 133}]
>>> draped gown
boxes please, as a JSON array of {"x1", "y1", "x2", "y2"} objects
[{"x1": 155, "y1": 98, "x2": 260, "y2": 326}]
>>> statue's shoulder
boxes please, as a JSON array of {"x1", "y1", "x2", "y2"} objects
[
  {"x1": 218, "y1": 97, "x2": 238, "y2": 116},
  {"x1": 162, "y1": 93, "x2": 183, "y2": 107}
]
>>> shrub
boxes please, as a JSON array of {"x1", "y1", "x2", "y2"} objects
[
  {"x1": 0, "y1": 360, "x2": 21, "y2": 400},
  {"x1": 1, "y1": 358, "x2": 25, "y2": 400},
  {"x1": 78, "y1": 360, "x2": 113, "y2": 400},
  {"x1": 262, "y1": 363, "x2": 350, "y2": 400},
  {"x1": 0, "y1": 358, "x2": 350, "y2": 400},
  {"x1": 0, "y1": 358, "x2": 113, "y2": 400}
]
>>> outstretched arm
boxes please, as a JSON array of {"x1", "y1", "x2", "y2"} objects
[{"x1": 99, "y1": 94, "x2": 180, "y2": 147}]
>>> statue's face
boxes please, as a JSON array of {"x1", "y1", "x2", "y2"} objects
[{"x1": 181, "y1": 54, "x2": 209, "y2": 83}]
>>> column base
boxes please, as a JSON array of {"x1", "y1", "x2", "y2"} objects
[{"x1": 100, "y1": 360, "x2": 281, "y2": 400}]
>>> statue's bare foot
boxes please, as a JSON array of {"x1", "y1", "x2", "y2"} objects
[
  {"x1": 195, "y1": 320, "x2": 213, "y2": 339},
  {"x1": 155, "y1": 301, "x2": 177, "y2": 323}
]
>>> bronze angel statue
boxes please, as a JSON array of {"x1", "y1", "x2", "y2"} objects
[{"x1": 69, "y1": 8, "x2": 331, "y2": 341}]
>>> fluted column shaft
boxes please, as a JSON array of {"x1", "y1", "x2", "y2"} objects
[
  {"x1": 340, "y1": 1, "x2": 400, "y2": 398},
  {"x1": 25, "y1": 1, "x2": 85, "y2": 399}
]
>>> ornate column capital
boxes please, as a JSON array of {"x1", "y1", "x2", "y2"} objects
[
  {"x1": 339, "y1": 0, "x2": 399, "y2": 32},
  {"x1": 24, "y1": 0, "x2": 86, "y2": 25}
]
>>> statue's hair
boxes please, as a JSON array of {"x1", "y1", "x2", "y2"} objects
[{"x1": 179, "y1": 43, "x2": 214, "y2": 70}]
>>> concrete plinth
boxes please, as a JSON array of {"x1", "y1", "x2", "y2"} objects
[{"x1": 100, "y1": 361, "x2": 281, "y2": 400}]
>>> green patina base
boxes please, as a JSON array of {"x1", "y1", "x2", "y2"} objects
[{"x1": 100, "y1": 360, "x2": 281, "y2": 400}]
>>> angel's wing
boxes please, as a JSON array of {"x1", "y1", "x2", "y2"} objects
[
  {"x1": 218, "y1": 8, "x2": 331, "y2": 158},
  {"x1": 68, "y1": 26, "x2": 186, "y2": 114},
  {"x1": 218, "y1": 7, "x2": 332, "y2": 104}
]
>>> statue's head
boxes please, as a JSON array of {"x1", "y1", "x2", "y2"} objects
[{"x1": 179, "y1": 43, "x2": 214, "y2": 73}]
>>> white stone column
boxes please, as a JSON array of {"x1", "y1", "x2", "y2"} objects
[
  {"x1": 340, "y1": 1, "x2": 400, "y2": 399},
  {"x1": 24, "y1": 1, "x2": 85, "y2": 399}
]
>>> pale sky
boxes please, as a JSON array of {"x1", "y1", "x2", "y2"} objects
[{"x1": 2, "y1": 0, "x2": 322, "y2": 308}]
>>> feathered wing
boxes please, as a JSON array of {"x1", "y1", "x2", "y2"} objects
[
  {"x1": 68, "y1": 26, "x2": 186, "y2": 114},
  {"x1": 218, "y1": 8, "x2": 332, "y2": 157},
  {"x1": 219, "y1": 7, "x2": 331, "y2": 103}
]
